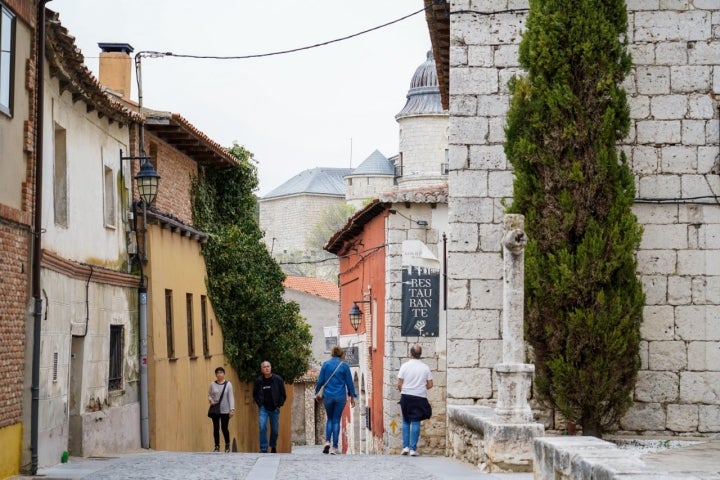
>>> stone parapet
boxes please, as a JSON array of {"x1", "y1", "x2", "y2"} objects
[{"x1": 447, "y1": 405, "x2": 543, "y2": 473}]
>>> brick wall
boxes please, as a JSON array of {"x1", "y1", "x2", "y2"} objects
[
  {"x1": 446, "y1": 0, "x2": 720, "y2": 434},
  {"x1": 0, "y1": 0, "x2": 36, "y2": 433},
  {"x1": 144, "y1": 134, "x2": 197, "y2": 225},
  {"x1": 0, "y1": 217, "x2": 31, "y2": 428}
]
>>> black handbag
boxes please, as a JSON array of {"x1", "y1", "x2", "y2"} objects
[{"x1": 208, "y1": 381, "x2": 228, "y2": 418}]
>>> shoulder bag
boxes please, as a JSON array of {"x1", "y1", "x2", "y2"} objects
[
  {"x1": 207, "y1": 381, "x2": 228, "y2": 418},
  {"x1": 315, "y1": 360, "x2": 343, "y2": 401}
]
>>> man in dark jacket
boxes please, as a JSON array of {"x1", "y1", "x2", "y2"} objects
[{"x1": 252, "y1": 361, "x2": 286, "y2": 453}]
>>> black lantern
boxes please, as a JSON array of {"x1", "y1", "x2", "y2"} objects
[
  {"x1": 135, "y1": 160, "x2": 160, "y2": 205},
  {"x1": 348, "y1": 302, "x2": 363, "y2": 331}
]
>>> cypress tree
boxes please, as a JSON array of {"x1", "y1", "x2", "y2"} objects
[
  {"x1": 504, "y1": 0, "x2": 645, "y2": 437},
  {"x1": 191, "y1": 144, "x2": 313, "y2": 383}
]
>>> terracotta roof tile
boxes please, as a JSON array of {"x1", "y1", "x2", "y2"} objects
[
  {"x1": 284, "y1": 276, "x2": 339, "y2": 302},
  {"x1": 378, "y1": 183, "x2": 448, "y2": 204},
  {"x1": 45, "y1": 10, "x2": 142, "y2": 125}
]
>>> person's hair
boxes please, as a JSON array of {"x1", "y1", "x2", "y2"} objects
[
  {"x1": 215, "y1": 366, "x2": 225, "y2": 374},
  {"x1": 410, "y1": 344, "x2": 422, "y2": 359},
  {"x1": 331, "y1": 345, "x2": 344, "y2": 358},
  {"x1": 261, "y1": 361, "x2": 271, "y2": 368}
]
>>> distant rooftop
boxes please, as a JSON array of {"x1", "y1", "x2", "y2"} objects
[
  {"x1": 284, "y1": 276, "x2": 339, "y2": 302},
  {"x1": 262, "y1": 167, "x2": 352, "y2": 200},
  {"x1": 396, "y1": 51, "x2": 446, "y2": 118}
]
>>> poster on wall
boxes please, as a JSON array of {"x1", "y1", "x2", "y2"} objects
[{"x1": 401, "y1": 240, "x2": 440, "y2": 337}]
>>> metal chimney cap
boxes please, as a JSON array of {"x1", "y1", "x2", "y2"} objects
[{"x1": 98, "y1": 43, "x2": 134, "y2": 54}]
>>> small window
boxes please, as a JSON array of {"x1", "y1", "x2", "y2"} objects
[
  {"x1": 395, "y1": 153, "x2": 403, "y2": 178},
  {"x1": 103, "y1": 165, "x2": 116, "y2": 227},
  {"x1": 186, "y1": 293, "x2": 195, "y2": 357},
  {"x1": 441, "y1": 149, "x2": 449, "y2": 175},
  {"x1": 201, "y1": 295, "x2": 209, "y2": 356},
  {"x1": 165, "y1": 289, "x2": 175, "y2": 358},
  {"x1": 0, "y1": 4, "x2": 15, "y2": 116},
  {"x1": 109, "y1": 325, "x2": 123, "y2": 390},
  {"x1": 54, "y1": 125, "x2": 68, "y2": 226}
]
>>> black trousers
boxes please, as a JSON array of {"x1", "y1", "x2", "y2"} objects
[{"x1": 211, "y1": 413, "x2": 230, "y2": 447}]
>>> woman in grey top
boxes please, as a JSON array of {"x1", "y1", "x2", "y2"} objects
[{"x1": 208, "y1": 366, "x2": 235, "y2": 452}]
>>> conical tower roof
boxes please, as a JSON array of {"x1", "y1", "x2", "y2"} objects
[
  {"x1": 396, "y1": 50, "x2": 445, "y2": 117},
  {"x1": 348, "y1": 150, "x2": 395, "y2": 176}
]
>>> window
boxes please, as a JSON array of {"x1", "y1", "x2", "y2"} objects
[
  {"x1": 186, "y1": 293, "x2": 195, "y2": 357},
  {"x1": 103, "y1": 165, "x2": 116, "y2": 227},
  {"x1": 109, "y1": 325, "x2": 123, "y2": 390},
  {"x1": 165, "y1": 289, "x2": 175, "y2": 358},
  {"x1": 0, "y1": 3, "x2": 15, "y2": 116},
  {"x1": 201, "y1": 295, "x2": 209, "y2": 356},
  {"x1": 395, "y1": 153, "x2": 403, "y2": 178},
  {"x1": 54, "y1": 125, "x2": 68, "y2": 226},
  {"x1": 441, "y1": 149, "x2": 449, "y2": 175}
]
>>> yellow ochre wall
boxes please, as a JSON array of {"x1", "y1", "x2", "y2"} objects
[
  {"x1": 0, "y1": 423, "x2": 23, "y2": 479},
  {"x1": 144, "y1": 224, "x2": 292, "y2": 453}
]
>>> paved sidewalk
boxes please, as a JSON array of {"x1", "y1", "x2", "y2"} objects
[{"x1": 14, "y1": 446, "x2": 533, "y2": 480}]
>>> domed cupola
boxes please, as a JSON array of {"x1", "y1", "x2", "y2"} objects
[{"x1": 396, "y1": 50, "x2": 445, "y2": 118}]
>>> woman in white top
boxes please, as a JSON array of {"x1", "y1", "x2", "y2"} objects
[{"x1": 208, "y1": 366, "x2": 235, "y2": 452}]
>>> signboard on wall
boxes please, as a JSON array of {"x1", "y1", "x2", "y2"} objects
[
  {"x1": 401, "y1": 240, "x2": 440, "y2": 337},
  {"x1": 344, "y1": 346, "x2": 359, "y2": 367},
  {"x1": 401, "y1": 266, "x2": 440, "y2": 337}
]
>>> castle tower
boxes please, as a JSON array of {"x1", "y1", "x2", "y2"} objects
[{"x1": 394, "y1": 51, "x2": 449, "y2": 188}]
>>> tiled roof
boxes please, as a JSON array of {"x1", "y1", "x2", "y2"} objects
[
  {"x1": 284, "y1": 276, "x2": 339, "y2": 302},
  {"x1": 143, "y1": 111, "x2": 240, "y2": 168},
  {"x1": 324, "y1": 200, "x2": 390, "y2": 255},
  {"x1": 262, "y1": 167, "x2": 352, "y2": 200},
  {"x1": 45, "y1": 10, "x2": 142, "y2": 126},
  {"x1": 378, "y1": 183, "x2": 448, "y2": 204}
]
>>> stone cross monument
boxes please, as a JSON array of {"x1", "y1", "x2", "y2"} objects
[{"x1": 494, "y1": 214, "x2": 535, "y2": 422}]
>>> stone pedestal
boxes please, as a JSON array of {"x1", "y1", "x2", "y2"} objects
[{"x1": 495, "y1": 363, "x2": 535, "y2": 423}]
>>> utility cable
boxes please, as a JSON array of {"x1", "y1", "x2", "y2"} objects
[{"x1": 134, "y1": 8, "x2": 426, "y2": 61}]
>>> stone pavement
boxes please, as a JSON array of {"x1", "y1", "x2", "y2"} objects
[{"x1": 14, "y1": 446, "x2": 533, "y2": 480}]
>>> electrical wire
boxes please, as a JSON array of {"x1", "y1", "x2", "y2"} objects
[{"x1": 133, "y1": 8, "x2": 426, "y2": 62}]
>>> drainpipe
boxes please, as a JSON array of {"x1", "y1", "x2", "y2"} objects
[{"x1": 31, "y1": 0, "x2": 51, "y2": 474}]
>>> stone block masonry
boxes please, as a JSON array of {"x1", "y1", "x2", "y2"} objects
[{"x1": 446, "y1": 0, "x2": 720, "y2": 436}]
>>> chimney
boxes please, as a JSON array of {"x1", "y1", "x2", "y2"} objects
[{"x1": 98, "y1": 43, "x2": 134, "y2": 100}]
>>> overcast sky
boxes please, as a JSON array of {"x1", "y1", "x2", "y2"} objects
[{"x1": 49, "y1": 0, "x2": 432, "y2": 196}]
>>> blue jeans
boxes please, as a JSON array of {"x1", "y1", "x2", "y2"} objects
[
  {"x1": 323, "y1": 396, "x2": 347, "y2": 448},
  {"x1": 258, "y1": 406, "x2": 279, "y2": 452},
  {"x1": 402, "y1": 419, "x2": 421, "y2": 450}
]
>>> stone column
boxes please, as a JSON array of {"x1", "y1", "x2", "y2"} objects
[{"x1": 495, "y1": 214, "x2": 534, "y2": 423}]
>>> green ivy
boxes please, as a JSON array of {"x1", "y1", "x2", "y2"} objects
[
  {"x1": 505, "y1": 0, "x2": 644, "y2": 437},
  {"x1": 191, "y1": 143, "x2": 312, "y2": 383}
]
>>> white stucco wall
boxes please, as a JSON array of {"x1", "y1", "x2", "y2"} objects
[{"x1": 41, "y1": 71, "x2": 131, "y2": 267}]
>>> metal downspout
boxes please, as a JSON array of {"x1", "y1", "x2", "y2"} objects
[{"x1": 31, "y1": 0, "x2": 51, "y2": 474}]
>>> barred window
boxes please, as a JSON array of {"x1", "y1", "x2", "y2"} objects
[{"x1": 109, "y1": 325, "x2": 123, "y2": 390}]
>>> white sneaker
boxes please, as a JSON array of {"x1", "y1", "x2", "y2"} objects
[
  {"x1": 401, "y1": 447, "x2": 410, "y2": 455},
  {"x1": 409, "y1": 450, "x2": 418, "y2": 457}
]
